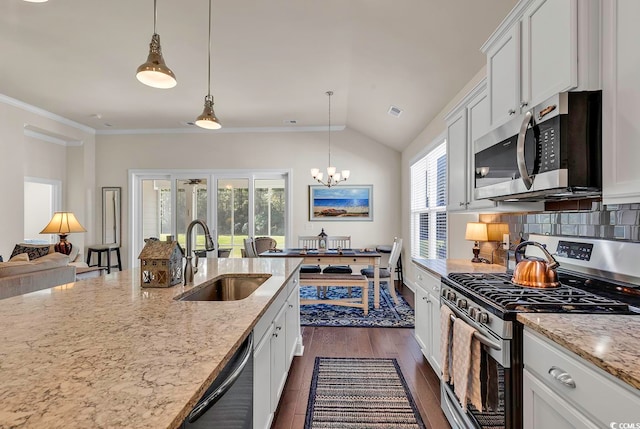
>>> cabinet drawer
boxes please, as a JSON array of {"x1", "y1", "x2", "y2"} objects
[
  {"x1": 523, "y1": 329, "x2": 640, "y2": 425},
  {"x1": 414, "y1": 265, "x2": 441, "y2": 295},
  {"x1": 254, "y1": 287, "x2": 287, "y2": 343}
]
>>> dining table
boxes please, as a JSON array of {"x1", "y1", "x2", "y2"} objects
[{"x1": 260, "y1": 248, "x2": 394, "y2": 309}]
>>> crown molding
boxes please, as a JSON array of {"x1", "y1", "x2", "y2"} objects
[{"x1": 96, "y1": 125, "x2": 346, "y2": 135}]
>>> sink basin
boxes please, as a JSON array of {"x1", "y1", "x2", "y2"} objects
[{"x1": 177, "y1": 274, "x2": 271, "y2": 301}]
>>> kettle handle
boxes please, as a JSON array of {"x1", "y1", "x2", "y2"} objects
[{"x1": 514, "y1": 241, "x2": 560, "y2": 269}]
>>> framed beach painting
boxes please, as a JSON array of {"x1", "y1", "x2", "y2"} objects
[{"x1": 309, "y1": 185, "x2": 373, "y2": 221}]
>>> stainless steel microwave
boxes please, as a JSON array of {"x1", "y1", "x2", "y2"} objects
[{"x1": 474, "y1": 91, "x2": 602, "y2": 202}]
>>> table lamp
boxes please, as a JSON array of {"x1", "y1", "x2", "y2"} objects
[
  {"x1": 40, "y1": 212, "x2": 86, "y2": 255},
  {"x1": 465, "y1": 222, "x2": 488, "y2": 263}
]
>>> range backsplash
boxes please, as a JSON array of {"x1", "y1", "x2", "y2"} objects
[{"x1": 478, "y1": 203, "x2": 640, "y2": 265}]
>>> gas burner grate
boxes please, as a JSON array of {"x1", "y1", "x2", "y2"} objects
[{"x1": 447, "y1": 272, "x2": 630, "y2": 313}]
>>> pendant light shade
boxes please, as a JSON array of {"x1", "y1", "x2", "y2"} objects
[
  {"x1": 195, "y1": 95, "x2": 222, "y2": 129},
  {"x1": 136, "y1": 0, "x2": 177, "y2": 89},
  {"x1": 195, "y1": 0, "x2": 222, "y2": 129}
]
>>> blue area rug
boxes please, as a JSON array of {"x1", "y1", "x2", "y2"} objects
[{"x1": 299, "y1": 284, "x2": 414, "y2": 328}]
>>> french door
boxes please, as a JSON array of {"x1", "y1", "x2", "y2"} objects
[{"x1": 130, "y1": 170, "x2": 290, "y2": 267}]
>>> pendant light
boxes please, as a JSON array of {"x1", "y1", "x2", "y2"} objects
[
  {"x1": 195, "y1": 0, "x2": 222, "y2": 130},
  {"x1": 136, "y1": 0, "x2": 177, "y2": 89},
  {"x1": 310, "y1": 91, "x2": 350, "y2": 187}
]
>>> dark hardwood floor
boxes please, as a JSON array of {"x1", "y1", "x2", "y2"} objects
[{"x1": 271, "y1": 283, "x2": 451, "y2": 429}]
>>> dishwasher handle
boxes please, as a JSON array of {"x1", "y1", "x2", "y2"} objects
[{"x1": 187, "y1": 332, "x2": 254, "y2": 423}]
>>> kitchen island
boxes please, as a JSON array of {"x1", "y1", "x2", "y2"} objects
[{"x1": 0, "y1": 257, "x2": 302, "y2": 429}]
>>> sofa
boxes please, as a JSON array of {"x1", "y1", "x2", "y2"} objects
[{"x1": 0, "y1": 243, "x2": 87, "y2": 300}]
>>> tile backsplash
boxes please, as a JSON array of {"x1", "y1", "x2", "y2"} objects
[{"x1": 477, "y1": 203, "x2": 640, "y2": 265}]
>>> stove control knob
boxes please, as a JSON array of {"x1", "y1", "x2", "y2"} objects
[
  {"x1": 446, "y1": 291, "x2": 457, "y2": 301},
  {"x1": 469, "y1": 307, "x2": 478, "y2": 319},
  {"x1": 477, "y1": 312, "x2": 489, "y2": 324},
  {"x1": 457, "y1": 299, "x2": 468, "y2": 309}
]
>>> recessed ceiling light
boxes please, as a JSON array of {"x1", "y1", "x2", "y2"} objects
[{"x1": 388, "y1": 105, "x2": 403, "y2": 118}]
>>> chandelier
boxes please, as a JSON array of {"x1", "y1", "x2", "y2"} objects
[{"x1": 310, "y1": 91, "x2": 350, "y2": 188}]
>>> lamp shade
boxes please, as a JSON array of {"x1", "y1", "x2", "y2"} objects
[
  {"x1": 487, "y1": 223, "x2": 509, "y2": 241},
  {"x1": 465, "y1": 222, "x2": 488, "y2": 242},
  {"x1": 40, "y1": 212, "x2": 86, "y2": 235}
]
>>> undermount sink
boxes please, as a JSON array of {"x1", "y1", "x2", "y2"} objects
[{"x1": 177, "y1": 274, "x2": 271, "y2": 301}]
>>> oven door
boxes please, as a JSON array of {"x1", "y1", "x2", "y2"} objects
[{"x1": 440, "y1": 302, "x2": 519, "y2": 429}]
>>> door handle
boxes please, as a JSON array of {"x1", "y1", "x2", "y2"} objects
[
  {"x1": 508, "y1": 109, "x2": 516, "y2": 115},
  {"x1": 516, "y1": 110, "x2": 534, "y2": 190},
  {"x1": 548, "y1": 366, "x2": 576, "y2": 389}
]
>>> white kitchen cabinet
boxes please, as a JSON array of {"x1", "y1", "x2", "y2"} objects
[
  {"x1": 602, "y1": 0, "x2": 640, "y2": 204},
  {"x1": 523, "y1": 328, "x2": 640, "y2": 428},
  {"x1": 413, "y1": 264, "x2": 442, "y2": 376},
  {"x1": 270, "y1": 304, "x2": 287, "y2": 410},
  {"x1": 446, "y1": 80, "x2": 495, "y2": 212},
  {"x1": 483, "y1": 0, "x2": 600, "y2": 129},
  {"x1": 253, "y1": 323, "x2": 274, "y2": 429},
  {"x1": 253, "y1": 272, "x2": 301, "y2": 429}
]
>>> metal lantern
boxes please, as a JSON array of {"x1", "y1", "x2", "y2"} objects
[{"x1": 138, "y1": 238, "x2": 184, "y2": 287}]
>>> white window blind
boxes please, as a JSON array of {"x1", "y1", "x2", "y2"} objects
[{"x1": 410, "y1": 141, "x2": 447, "y2": 259}]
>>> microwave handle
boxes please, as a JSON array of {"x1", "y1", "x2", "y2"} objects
[{"x1": 516, "y1": 110, "x2": 534, "y2": 190}]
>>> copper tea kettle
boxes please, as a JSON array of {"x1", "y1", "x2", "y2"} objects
[{"x1": 512, "y1": 241, "x2": 560, "y2": 288}]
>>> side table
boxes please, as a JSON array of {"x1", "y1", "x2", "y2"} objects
[{"x1": 86, "y1": 243, "x2": 122, "y2": 274}]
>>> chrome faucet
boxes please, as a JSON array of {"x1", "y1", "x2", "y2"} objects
[{"x1": 184, "y1": 219, "x2": 216, "y2": 285}]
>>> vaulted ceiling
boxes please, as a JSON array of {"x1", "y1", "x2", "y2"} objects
[{"x1": 0, "y1": 0, "x2": 517, "y2": 150}]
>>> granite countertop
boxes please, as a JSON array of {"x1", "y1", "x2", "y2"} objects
[
  {"x1": 518, "y1": 313, "x2": 640, "y2": 391},
  {"x1": 412, "y1": 257, "x2": 507, "y2": 277},
  {"x1": 0, "y1": 257, "x2": 302, "y2": 429}
]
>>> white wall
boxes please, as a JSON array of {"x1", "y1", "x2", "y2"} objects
[
  {"x1": 0, "y1": 97, "x2": 96, "y2": 259},
  {"x1": 95, "y1": 127, "x2": 401, "y2": 267},
  {"x1": 400, "y1": 67, "x2": 487, "y2": 289}
]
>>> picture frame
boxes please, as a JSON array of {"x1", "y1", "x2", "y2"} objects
[{"x1": 309, "y1": 185, "x2": 373, "y2": 221}]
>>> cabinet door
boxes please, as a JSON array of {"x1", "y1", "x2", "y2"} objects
[
  {"x1": 254, "y1": 325, "x2": 274, "y2": 429},
  {"x1": 523, "y1": 369, "x2": 600, "y2": 429},
  {"x1": 414, "y1": 285, "x2": 431, "y2": 353},
  {"x1": 603, "y1": 0, "x2": 640, "y2": 204},
  {"x1": 466, "y1": 87, "x2": 495, "y2": 211},
  {"x1": 521, "y1": 0, "x2": 577, "y2": 109},
  {"x1": 270, "y1": 305, "x2": 287, "y2": 411},
  {"x1": 487, "y1": 24, "x2": 520, "y2": 128},
  {"x1": 427, "y1": 288, "x2": 442, "y2": 376},
  {"x1": 285, "y1": 285, "x2": 300, "y2": 364},
  {"x1": 446, "y1": 109, "x2": 468, "y2": 211}
]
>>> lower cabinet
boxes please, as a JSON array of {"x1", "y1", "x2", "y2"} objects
[
  {"x1": 253, "y1": 272, "x2": 301, "y2": 429},
  {"x1": 523, "y1": 327, "x2": 640, "y2": 429},
  {"x1": 413, "y1": 264, "x2": 442, "y2": 377}
]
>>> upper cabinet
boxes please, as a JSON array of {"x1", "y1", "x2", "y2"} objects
[
  {"x1": 483, "y1": 0, "x2": 601, "y2": 129},
  {"x1": 602, "y1": 0, "x2": 640, "y2": 204}
]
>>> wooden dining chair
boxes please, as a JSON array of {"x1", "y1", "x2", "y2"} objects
[
  {"x1": 323, "y1": 236, "x2": 353, "y2": 274},
  {"x1": 243, "y1": 238, "x2": 258, "y2": 258},
  {"x1": 360, "y1": 237, "x2": 401, "y2": 305},
  {"x1": 298, "y1": 236, "x2": 322, "y2": 275}
]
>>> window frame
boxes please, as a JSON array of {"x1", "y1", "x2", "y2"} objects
[{"x1": 410, "y1": 134, "x2": 447, "y2": 260}]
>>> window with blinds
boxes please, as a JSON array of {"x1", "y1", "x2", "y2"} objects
[{"x1": 410, "y1": 141, "x2": 447, "y2": 259}]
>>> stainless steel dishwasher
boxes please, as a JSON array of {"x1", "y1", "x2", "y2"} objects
[{"x1": 182, "y1": 333, "x2": 253, "y2": 429}]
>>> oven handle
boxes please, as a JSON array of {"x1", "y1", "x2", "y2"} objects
[
  {"x1": 516, "y1": 110, "x2": 534, "y2": 190},
  {"x1": 446, "y1": 305, "x2": 502, "y2": 351}
]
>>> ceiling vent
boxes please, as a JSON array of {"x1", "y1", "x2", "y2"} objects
[{"x1": 387, "y1": 105, "x2": 403, "y2": 118}]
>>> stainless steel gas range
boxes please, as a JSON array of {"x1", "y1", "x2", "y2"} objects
[{"x1": 439, "y1": 234, "x2": 640, "y2": 429}]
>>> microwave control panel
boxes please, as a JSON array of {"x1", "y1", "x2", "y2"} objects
[
  {"x1": 537, "y1": 116, "x2": 561, "y2": 173},
  {"x1": 556, "y1": 240, "x2": 593, "y2": 261}
]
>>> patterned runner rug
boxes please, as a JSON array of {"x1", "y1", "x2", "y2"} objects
[
  {"x1": 299, "y1": 284, "x2": 414, "y2": 328},
  {"x1": 305, "y1": 357, "x2": 427, "y2": 429}
]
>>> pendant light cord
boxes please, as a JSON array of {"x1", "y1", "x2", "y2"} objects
[
  {"x1": 153, "y1": 0, "x2": 157, "y2": 33},
  {"x1": 327, "y1": 90, "x2": 333, "y2": 168},
  {"x1": 207, "y1": 0, "x2": 212, "y2": 96}
]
